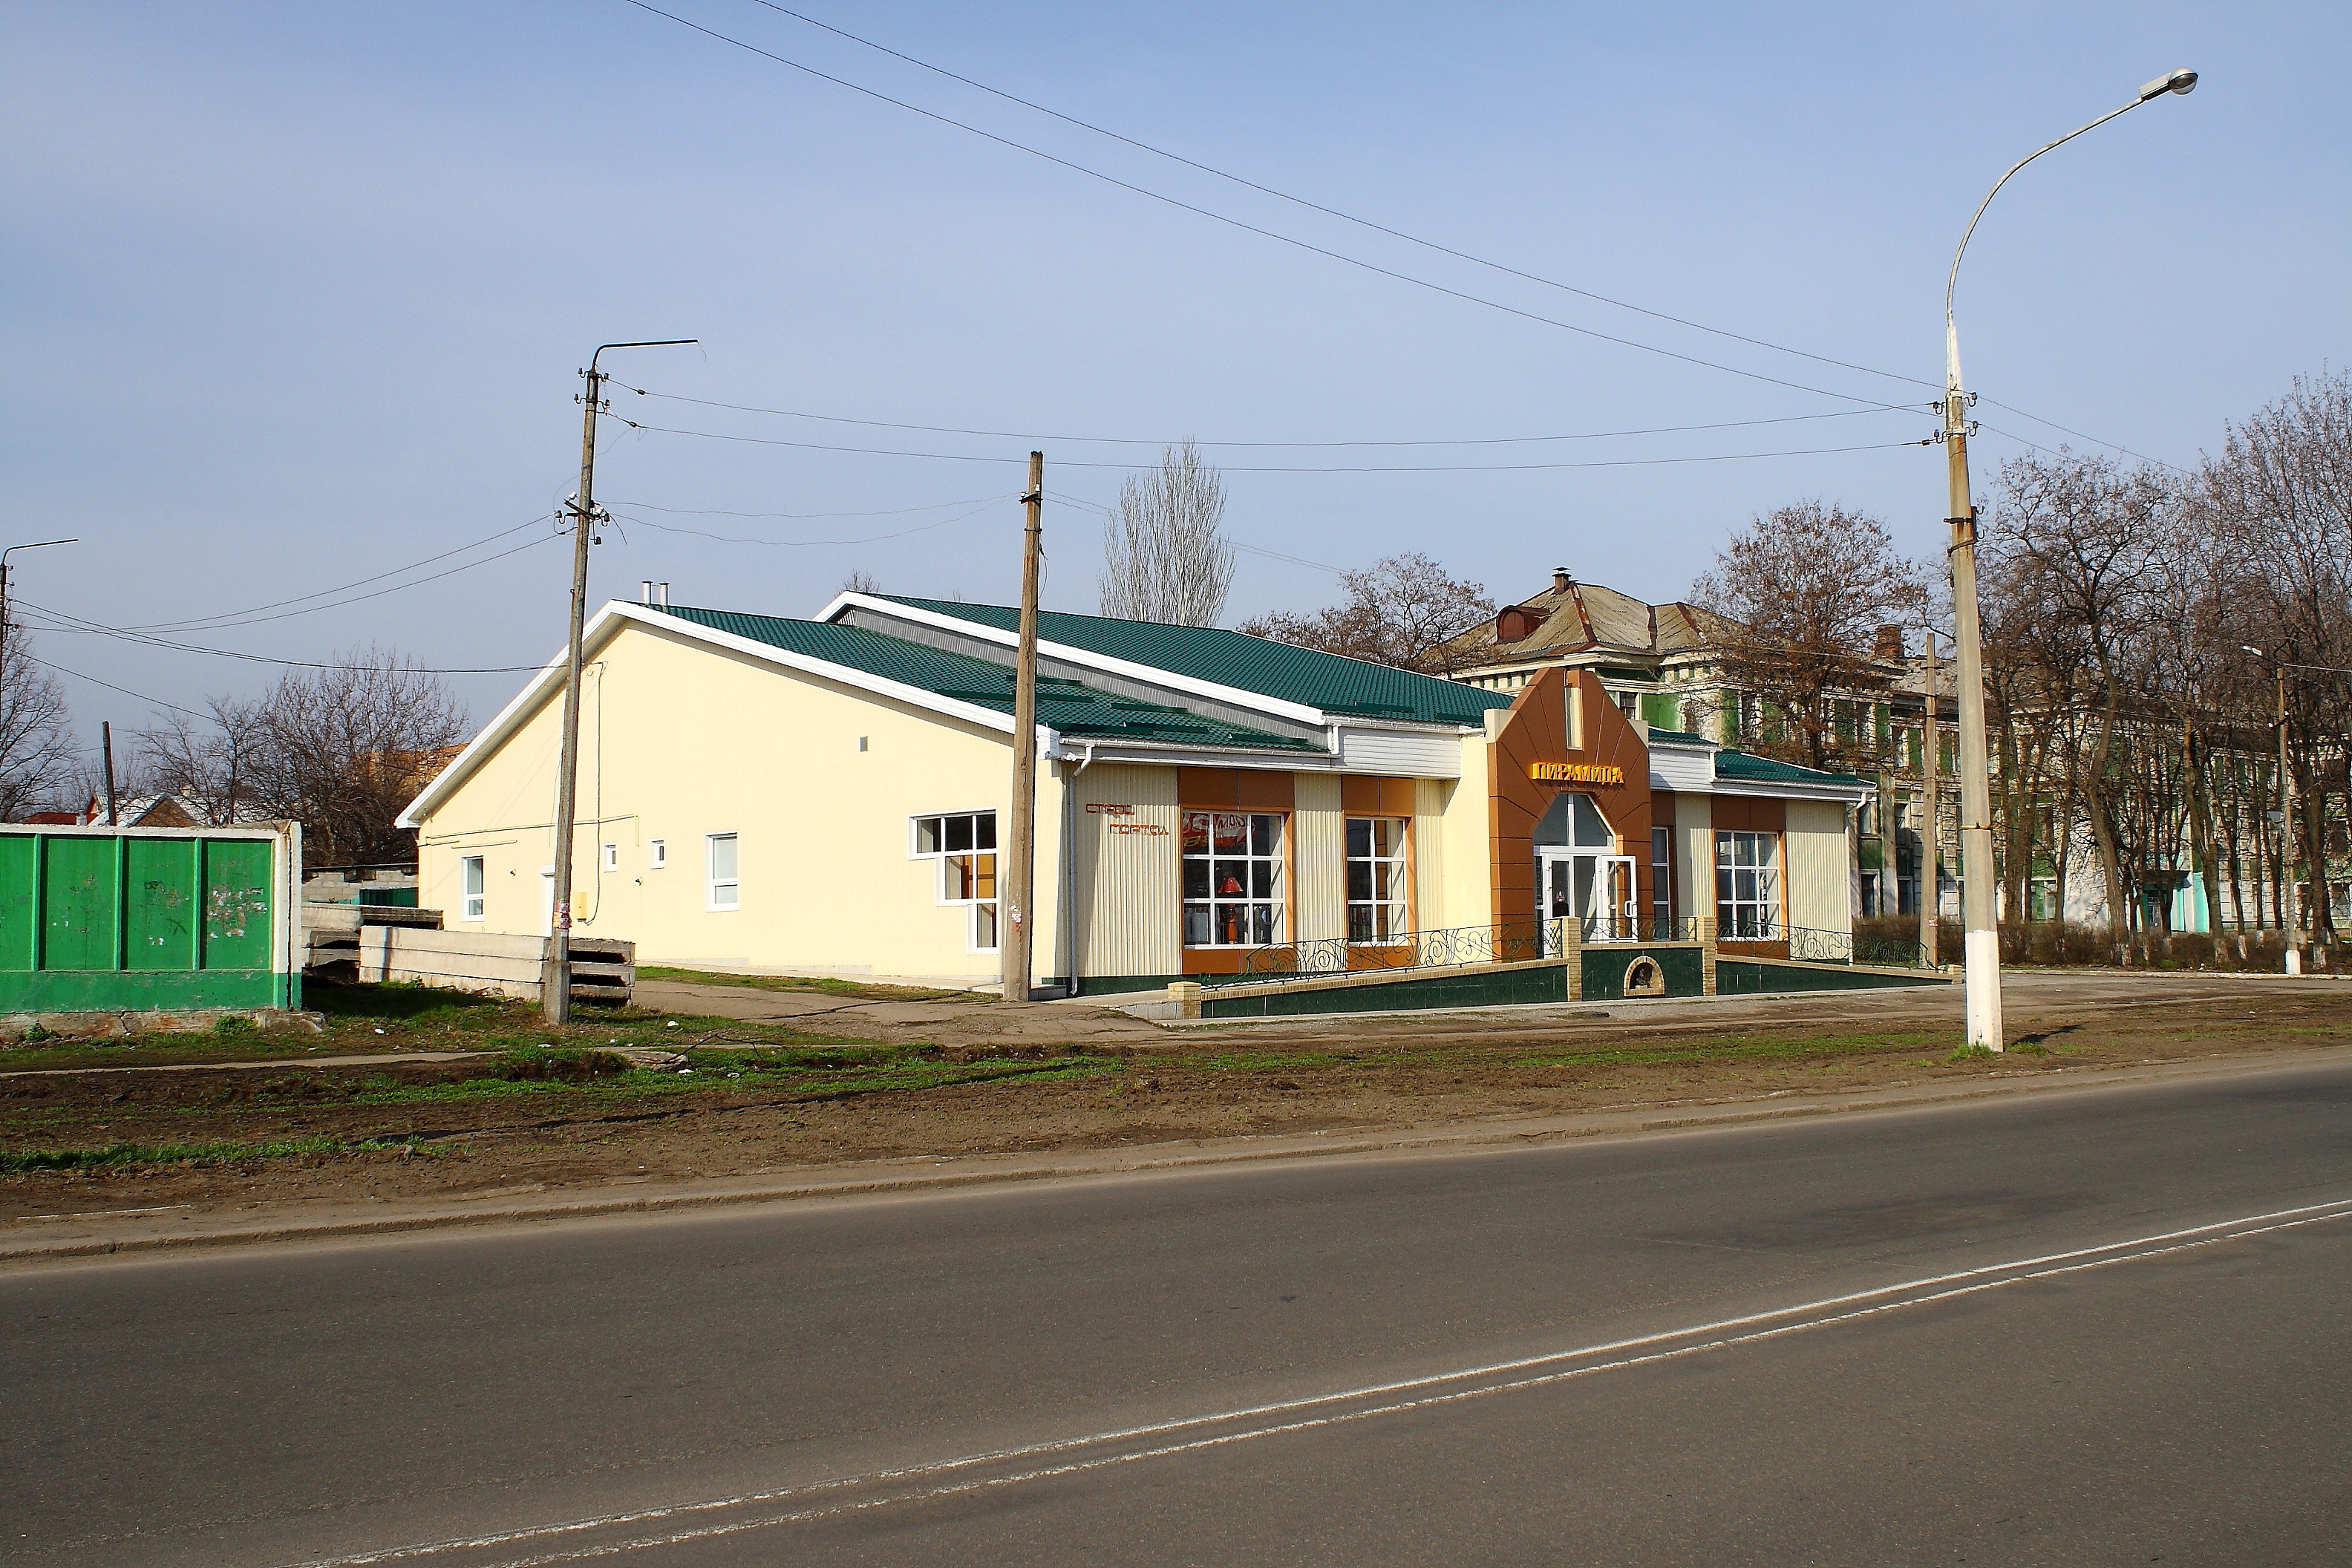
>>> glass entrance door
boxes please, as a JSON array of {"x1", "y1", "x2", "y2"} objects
[{"x1": 1538, "y1": 849, "x2": 1641, "y2": 950}]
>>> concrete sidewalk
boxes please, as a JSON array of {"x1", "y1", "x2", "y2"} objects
[{"x1": 8, "y1": 1040, "x2": 2342, "y2": 1268}]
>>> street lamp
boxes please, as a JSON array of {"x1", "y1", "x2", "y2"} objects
[
  {"x1": 1939, "y1": 69, "x2": 2198, "y2": 1050},
  {"x1": 0, "y1": 538, "x2": 79, "y2": 695},
  {"x1": 2242, "y1": 644, "x2": 2301, "y2": 974}
]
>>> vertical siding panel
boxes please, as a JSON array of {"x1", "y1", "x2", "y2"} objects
[
  {"x1": 1293, "y1": 773, "x2": 1344, "y2": 942},
  {"x1": 1414, "y1": 778, "x2": 1448, "y2": 930},
  {"x1": 1676, "y1": 794, "x2": 1715, "y2": 929},
  {"x1": 1784, "y1": 801, "x2": 1850, "y2": 933},
  {"x1": 1072, "y1": 763, "x2": 1180, "y2": 979}
]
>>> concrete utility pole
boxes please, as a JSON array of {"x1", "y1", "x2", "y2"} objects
[
  {"x1": 1937, "y1": 65, "x2": 2197, "y2": 1051},
  {"x1": 1002, "y1": 452, "x2": 1044, "y2": 1003},
  {"x1": 101, "y1": 721, "x2": 118, "y2": 826},
  {"x1": 2246, "y1": 649, "x2": 2302, "y2": 975},
  {"x1": 1918, "y1": 627, "x2": 1939, "y2": 968},
  {"x1": 544, "y1": 340, "x2": 696, "y2": 1026}
]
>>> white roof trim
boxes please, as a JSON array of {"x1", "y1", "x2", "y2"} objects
[
  {"x1": 817, "y1": 591, "x2": 1340, "y2": 729},
  {"x1": 397, "y1": 602, "x2": 1029, "y2": 828}
]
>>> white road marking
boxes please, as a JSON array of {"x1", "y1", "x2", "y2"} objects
[{"x1": 290, "y1": 1194, "x2": 2352, "y2": 1568}]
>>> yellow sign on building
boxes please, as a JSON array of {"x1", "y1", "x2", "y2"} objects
[{"x1": 1530, "y1": 761, "x2": 1625, "y2": 785}]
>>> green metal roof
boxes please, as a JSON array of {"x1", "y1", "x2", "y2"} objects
[
  {"x1": 871, "y1": 596, "x2": 1512, "y2": 726},
  {"x1": 1712, "y1": 748, "x2": 1868, "y2": 788},
  {"x1": 1646, "y1": 728, "x2": 1714, "y2": 746},
  {"x1": 653, "y1": 605, "x2": 1317, "y2": 753}
]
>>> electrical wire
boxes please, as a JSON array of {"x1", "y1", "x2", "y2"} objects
[
  {"x1": 601, "y1": 494, "x2": 1007, "y2": 519},
  {"x1": 9, "y1": 599, "x2": 550, "y2": 675},
  {"x1": 1042, "y1": 489, "x2": 1348, "y2": 575},
  {"x1": 608, "y1": 414, "x2": 1931, "y2": 472},
  {"x1": 636, "y1": 2, "x2": 2186, "y2": 468},
  {"x1": 21, "y1": 653, "x2": 208, "y2": 719},
  {"x1": 606, "y1": 494, "x2": 1008, "y2": 546},
  {"x1": 114, "y1": 515, "x2": 558, "y2": 634},
  {"x1": 619, "y1": 0, "x2": 1914, "y2": 412},
  {"x1": 742, "y1": 0, "x2": 1944, "y2": 397},
  {"x1": 610, "y1": 385, "x2": 1922, "y2": 448}
]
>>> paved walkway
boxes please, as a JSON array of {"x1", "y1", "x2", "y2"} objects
[{"x1": 631, "y1": 979, "x2": 1174, "y2": 1047}]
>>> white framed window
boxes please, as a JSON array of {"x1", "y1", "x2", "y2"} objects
[
  {"x1": 460, "y1": 856, "x2": 485, "y2": 921},
  {"x1": 706, "y1": 832, "x2": 739, "y2": 910},
  {"x1": 601, "y1": 843, "x2": 618, "y2": 873},
  {"x1": 1345, "y1": 816, "x2": 1408, "y2": 942},
  {"x1": 911, "y1": 811, "x2": 999, "y2": 950},
  {"x1": 648, "y1": 838, "x2": 667, "y2": 869},
  {"x1": 1182, "y1": 810, "x2": 1285, "y2": 947},
  {"x1": 1714, "y1": 831, "x2": 1780, "y2": 939}
]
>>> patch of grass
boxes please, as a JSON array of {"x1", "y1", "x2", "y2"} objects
[
  {"x1": 307, "y1": 979, "x2": 511, "y2": 1025},
  {"x1": 1945, "y1": 1043, "x2": 1999, "y2": 1063},
  {"x1": 0, "y1": 1134, "x2": 429, "y2": 1172},
  {"x1": 1509, "y1": 1029, "x2": 1943, "y2": 1071}
]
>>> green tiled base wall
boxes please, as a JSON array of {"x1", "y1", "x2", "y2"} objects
[{"x1": 0, "y1": 970, "x2": 298, "y2": 1013}]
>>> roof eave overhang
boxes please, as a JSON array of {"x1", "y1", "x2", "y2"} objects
[
  {"x1": 820, "y1": 591, "x2": 1337, "y2": 728},
  {"x1": 396, "y1": 602, "x2": 1031, "y2": 829}
]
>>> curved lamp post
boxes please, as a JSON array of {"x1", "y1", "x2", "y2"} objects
[{"x1": 1939, "y1": 68, "x2": 2197, "y2": 1050}]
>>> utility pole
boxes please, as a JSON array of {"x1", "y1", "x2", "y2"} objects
[
  {"x1": 101, "y1": 721, "x2": 119, "y2": 827},
  {"x1": 1932, "y1": 66, "x2": 2198, "y2": 1050},
  {"x1": 2276, "y1": 660, "x2": 2301, "y2": 977},
  {"x1": 543, "y1": 340, "x2": 696, "y2": 1026},
  {"x1": 1918, "y1": 626, "x2": 1939, "y2": 970},
  {"x1": 1002, "y1": 452, "x2": 1043, "y2": 1003},
  {"x1": 0, "y1": 538, "x2": 79, "y2": 696}
]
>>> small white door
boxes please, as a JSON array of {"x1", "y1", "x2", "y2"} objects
[{"x1": 1538, "y1": 851, "x2": 1575, "y2": 956}]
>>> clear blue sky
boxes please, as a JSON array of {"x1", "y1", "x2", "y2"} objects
[{"x1": 4, "y1": 2, "x2": 2344, "y2": 734}]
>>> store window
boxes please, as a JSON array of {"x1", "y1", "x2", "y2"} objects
[
  {"x1": 1714, "y1": 831, "x2": 1780, "y2": 938},
  {"x1": 912, "y1": 811, "x2": 999, "y2": 951},
  {"x1": 707, "y1": 833, "x2": 739, "y2": 910},
  {"x1": 460, "y1": 856, "x2": 484, "y2": 921},
  {"x1": 1345, "y1": 817, "x2": 1408, "y2": 942},
  {"x1": 1182, "y1": 811, "x2": 1284, "y2": 947}
]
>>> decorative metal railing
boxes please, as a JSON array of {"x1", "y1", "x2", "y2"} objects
[
  {"x1": 1717, "y1": 923, "x2": 1925, "y2": 967},
  {"x1": 1233, "y1": 921, "x2": 1548, "y2": 980},
  {"x1": 1232, "y1": 914, "x2": 1708, "y2": 983}
]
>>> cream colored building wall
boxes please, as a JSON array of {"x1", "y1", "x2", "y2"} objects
[
  {"x1": 1438, "y1": 734, "x2": 1492, "y2": 931},
  {"x1": 1293, "y1": 773, "x2": 1345, "y2": 943},
  {"x1": 1784, "y1": 800, "x2": 1852, "y2": 935},
  {"x1": 1063, "y1": 762, "x2": 1178, "y2": 980},
  {"x1": 1413, "y1": 777, "x2": 1452, "y2": 931},
  {"x1": 1671, "y1": 792, "x2": 1714, "y2": 930},
  {"x1": 415, "y1": 619, "x2": 1059, "y2": 984}
]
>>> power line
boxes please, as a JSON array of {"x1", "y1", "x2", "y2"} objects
[
  {"x1": 607, "y1": 494, "x2": 1009, "y2": 546},
  {"x1": 10, "y1": 599, "x2": 549, "y2": 674},
  {"x1": 641, "y1": 3, "x2": 2184, "y2": 469},
  {"x1": 611, "y1": 385, "x2": 1921, "y2": 448},
  {"x1": 101, "y1": 533, "x2": 565, "y2": 637},
  {"x1": 621, "y1": 0, "x2": 1913, "y2": 411},
  {"x1": 609, "y1": 414, "x2": 1930, "y2": 472},
  {"x1": 742, "y1": 0, "x2": 1945, "y2": 398},
  {"x1": 23, "y1": 653, "x2": 207, "y2": 720},
  {"x1": 602, "y1": 494, "x2": 1007, "y2": 519},
  {"x1": 117, "y1": 515, "x2": 557, "y2": 634}
]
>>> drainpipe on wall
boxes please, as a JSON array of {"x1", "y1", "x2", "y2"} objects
[{"x1": 1058, "y1": 741, "x2": 1097, "y2": 999}]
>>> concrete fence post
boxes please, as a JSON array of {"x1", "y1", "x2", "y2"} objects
[{"x1": 1701, "y1": 917, "x2": 1718, "y2": 996}]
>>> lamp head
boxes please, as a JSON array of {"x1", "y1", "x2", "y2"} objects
[{"x1": 2139, "y1": 68, "x2": 2198, "y2": 100}]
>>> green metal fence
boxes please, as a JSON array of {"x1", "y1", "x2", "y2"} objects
[{"x1": 0, "y1": 823, "x2": 301, "y2": 1012}]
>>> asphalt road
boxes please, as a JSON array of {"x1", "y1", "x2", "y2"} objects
[{"x1": 6, "y1": 1056, "x2": 2348, "y2": 1567}]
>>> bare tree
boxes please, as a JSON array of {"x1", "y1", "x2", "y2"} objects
[
  {"x1": 0, "y1": 624, "x2": 78, "y2": 820},
  {"x1": 1098, "y1": 440, "x2": 1235, "y2": 626},
  {"x1": 1238, "y1": 553, "x2": 1495, "y2": 674},
  {"x1": 841, "y1": 570, "x2": 881, "y2": 594},
  {"x1": 145, "y1": 648, "x2": 468, "y2": 864},
  {"x1": 1688, "y1": 500, "x2": 1927, "y2": 773},
  {"x1": 134, "y1": 696, "x2": 267, "y2": 826}
]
